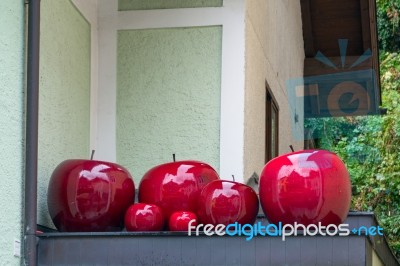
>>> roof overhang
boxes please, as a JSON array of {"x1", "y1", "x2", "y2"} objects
[{"x1": 300, "y1": 0, "x2": 381, "y2": 118}]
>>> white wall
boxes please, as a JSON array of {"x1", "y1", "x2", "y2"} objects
[
  {"x1": 38, "y1": 0, "x2": 92, "y2": 228},
  {"x1": 0, "y1": 1, "x2": 25, "y2": 264},
  {"x1": 96, "y1": 0, "x2": 247, "y2": 182},
  {"x1": 58, "y1": 0, "x2": 306, "y2": 187},
  {"x1": 243, "y1": 0, "x2": 305, "y2": 182}
]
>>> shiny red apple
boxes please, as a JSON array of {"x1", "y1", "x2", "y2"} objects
[
  {"x1": 138, "y1": 160, "x2": 219, "y2": 220},
  {"x1": 197, "y1": 180, "x2": 259, "y2": 226},
  {"x1": 47, "y1": 159, "x2": 135, "y2": 232},
  {"x1": 259, "y1": 149, "x2": 351, "y2": 226},
  {"x1": 169, "y1": 211, "x2": 198, "y2": 231},
  {"x1": 124, "y1": 203, "x2": 164, "y2": 231}
]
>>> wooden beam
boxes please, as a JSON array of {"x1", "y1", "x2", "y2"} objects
[
  {"x1": 300, "y1": 0, "x2": 315, "y2": 57},
  {"x1": 360, "y1": 0, "x2": 371, "y2": 50},
  {"x1": 304, "y1": 56, "x2": 373, "y2": 76},
  {"x1": 307, "y1": 83, "x2": 321, "y2": 116},
  {"x1": 369, "y1": 0, "x2": 382, "y2": 105}
]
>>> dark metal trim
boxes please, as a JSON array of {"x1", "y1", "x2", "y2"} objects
[{"x1": 25, "y1": 0, "x2": 40, "y2": 265}]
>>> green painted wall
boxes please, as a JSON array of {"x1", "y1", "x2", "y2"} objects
[
  {"x1": 119, "y1": 0, "x2": 222, "y2": 10},
  {"x1": 117, "y1": 26, "x2": 222, "y2": 184},
  {"x1": 38, "y1": 0, "x2": 91, "y2": 228},
  {"x1": 0, "y1": 0, "x2": 25, "y2": 264}
]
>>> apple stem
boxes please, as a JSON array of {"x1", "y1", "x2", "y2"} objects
[
  {"x1": 173, "y1": 153, "x2": 176, "y2": 162},
  {"x1": 232, "y1": 175, "x2": 235, "y2": 182},
  {"x1": 90, "y1": 150, "x2": 95, "y2": 160},
  {"x1": 289, "y1": 145, "x2": 295, "y2": 152}
]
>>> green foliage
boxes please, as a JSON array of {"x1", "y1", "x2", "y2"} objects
[
  {"x1": 377, "y1": 0, "x2": 400, "y2": 52},
  {"x1": 303, "y1": 0, "x2": 400, "y2": 259},
  {"x1": 304, "y1": 52, "x2": 400, "y2": 259}
]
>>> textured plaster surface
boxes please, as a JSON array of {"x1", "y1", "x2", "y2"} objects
[
  {"x1": 38, "y1": 0, "x2": 91, "y2": 228},
  {"x1": 243, "y1": 0, "x2": 305, "y2": 182},
  {"x1": 0, "y1": 1, "x2": 25, "y2": 264},
  {"x1": 117, "y1": 26, "x2": 222, "y2": 184},
  {"x1": 118, "y1": 0, "x2": 222, "y2": 10}
]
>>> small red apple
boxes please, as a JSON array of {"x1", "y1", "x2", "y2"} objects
[
  {"x1": 259, "y1": 149, "x2": 351, "y2": 226},
  {"x1": 197, "y1": 179, "x2": 259, "y2": 226},
  {"x1": 138, "y1": 160, "x2": 219, "y2": 220},
  {"x1": 124, "y1": 203, "x2": 164, "y2": 231},
  {"x1": 168, "y1": 211, "x2": 198, "y2": 231},
  {"x1": 48, "y1": 159, "x2": 135, "y2": 232}
]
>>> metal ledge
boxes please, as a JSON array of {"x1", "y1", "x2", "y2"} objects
[{"x1": 37, "y1": 212, "x2": 399, "y2": 265}]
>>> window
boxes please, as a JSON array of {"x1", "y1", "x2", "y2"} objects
[{"x1": 265, "y1": 83, "x2": 279, "y2": 163}]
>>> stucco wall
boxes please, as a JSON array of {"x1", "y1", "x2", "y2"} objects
[
  {"x1": 117, "y1": 26, "x2": 222, "y2": 184},
  {"x1": 38, "y1": 0, "x2": 91, "y2": 228},
  {"x1": 0, "y1": 1, "x2": 25, "y2": 264},
  {"x1": 244, "y1": 0, "x2": 305, "y2": 182}
]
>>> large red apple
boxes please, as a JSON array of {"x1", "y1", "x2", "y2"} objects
[
  {"x1": 259, "y1": 149, "x2": 351, "y2": 226},
  {"x1": 138, "y1": 160, "x2": 219, "y2": 220},
  {"x1": 124, "y1": 203, "x2": 164, "y2": 231},
  {"x1": 197, "y1": 180, "x2": 259, "y2": 226},
  {"x1": 47, "y1": 159, "x2": 135, "y2": 232}
]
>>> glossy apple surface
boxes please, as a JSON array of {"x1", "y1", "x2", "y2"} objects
[
  {"x1": 197, "y1": 180, "x2": 259, "y2": 226},
  {"x1": 124, "y1": 203, "x2": 164, "y2": 231},
  {"x1": 259, "y1": 150, "x2": 351, "y2": 226},
  {"x1": 168, "y1": 211, "x2": 198, "y2": 231},
  {"x1": 138, "y1": 160, "x2": 219, "y2": 220},
  {"x1": 48, "y1": 159, "x2": 135, "y2": 232}
]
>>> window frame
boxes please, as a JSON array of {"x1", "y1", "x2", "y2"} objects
[{"x1": 265, "y1": 82, "x2": 279, "y2": 163}]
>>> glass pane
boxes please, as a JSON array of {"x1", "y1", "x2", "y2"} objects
[{"x1": 271, "y1": 106, "x2": 277, "y2": 157}]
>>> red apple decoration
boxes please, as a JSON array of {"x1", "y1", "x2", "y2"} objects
[
  {"x1": 197, "y1": 179, "x2": 259, "y2": 226},
  {"x1": 124, "y1": 203, "x2": 164, "y2": 231},
  {"x1": 169, "y1": 211, "x2": 198, "y2": 231},
  {"x1": 47, "y1": 159, "x2": 135, "y2": 232},
  {"x1": 138, "y1": 159, "x2": 219, "y2": 220},
  {"x1": 259, "y1": 149, "x2": 351, "y2": 226}
]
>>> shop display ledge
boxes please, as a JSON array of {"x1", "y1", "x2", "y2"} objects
[{"x1": 37, "y1": 212, "x2": 399, "y2": 265}]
